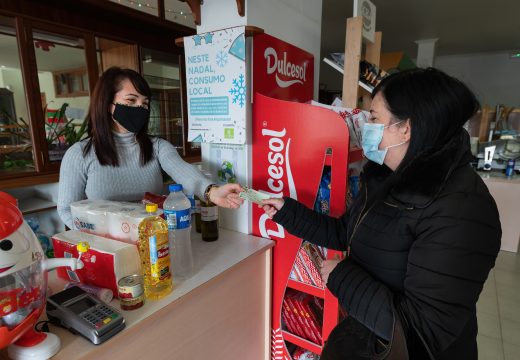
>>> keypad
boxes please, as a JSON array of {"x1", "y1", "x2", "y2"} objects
[{"x1": 80, "y1": 305, "x2": 118, "y2": 328}]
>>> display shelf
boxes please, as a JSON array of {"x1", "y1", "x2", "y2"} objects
[
  {"x1": 287, "y1": 279, "x2": 325, "y2": 299},
  {"x1": 323, "y1": 57, "x2": 374, "y2": 94},
  {"x1": 349, "y1": 147, "x2": 364, "y2": 163},
  {"x1": 18, "y1": 196, "x2": 57, "y2": 215},
  {"x1": 324, "y1": 147, "x2": 363, "y2": 166},
  {"x1": 282, "y1": 330, "x2": 322, "y2": 355}
]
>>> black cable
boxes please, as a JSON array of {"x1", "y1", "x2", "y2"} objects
[{"x1": 35, "y1": 320, "x2": 50, "y2": 333}]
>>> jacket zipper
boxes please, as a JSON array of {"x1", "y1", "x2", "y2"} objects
[
  {"x1": 347, "y1": 183, "x2": 370, "y2": 257},
  {"x1": 384, "y1": 200, "x2": 414, "y2": 211}
]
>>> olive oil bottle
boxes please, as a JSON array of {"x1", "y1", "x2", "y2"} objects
[{"x1": 138, "y1": 203, "x2": 173, "y2": 300}]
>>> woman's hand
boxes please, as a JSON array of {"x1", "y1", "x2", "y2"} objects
[
  {"x1": 259, "y1": 198, "x2": 285, "y2": 219},
  {"x1": 209, "y1": 183, "x2": 244, "y2": 209},
  {"x1": 320, "y1": 255, "x2": 341, "y2": 284}
]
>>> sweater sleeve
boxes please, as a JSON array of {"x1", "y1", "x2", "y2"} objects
[
  {"x1": 155, "y1": 139, "x2": 212, "y2": 199},
  {"x1": 57, "y1": 144, "x2": 88, "y2": 229},
  {"x1": 272, "y1": 197, "x2": 350, "y2": 251},
  {"x1": 327, "y1": 191, "x2": 501, "y2": 355}
]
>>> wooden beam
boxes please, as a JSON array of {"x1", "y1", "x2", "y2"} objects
[
  {"x1": 342, "y1": 17, "x2": 363, "y2": 108},
  {"x1": 478, "y1": 105, "x2": 492, "y2": 142},
  {"x1": 179, "y1": 0, "x2": 201, "y2": 25},
  {"x1": 236, "y1": 0, "x2": 245, "y2": 17},
  {"x1": 365, "y1": 31, "x2": 382, "y2": 66},
  {"x1": 158, "y1": 0, "x2": 165, "y2": 19}
]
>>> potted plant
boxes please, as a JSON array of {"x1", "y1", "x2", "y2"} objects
[
  {"x1": 0, "y1": 108, "x2": 34, "y2": 172},
  {"x1": 45, "y1": 103, "x2": 87, "y2": 162}
]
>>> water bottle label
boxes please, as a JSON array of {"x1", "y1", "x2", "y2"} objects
[
  {"x1": 164, "y1": 208, "x2": 191, "y2": 230},
  {"x1": 195, "y1": 200, "x2": 201, "y2": 214}
]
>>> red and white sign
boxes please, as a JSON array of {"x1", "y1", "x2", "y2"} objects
[
  {"x1": 252, "y1": 94, "x2": 350, "y2": 357},
  {"x1": 253, "y1": 34, "x2": 314, "y2": 103}
]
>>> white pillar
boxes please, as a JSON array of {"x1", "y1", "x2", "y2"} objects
[{"x1": 415, "y1": 38, "x2": 438, "y2": 68}]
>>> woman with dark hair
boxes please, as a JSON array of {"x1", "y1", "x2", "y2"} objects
[
  {"x1": 261, "y1": 68, "x2": 501, "y2": 359},
  {"x1": 58, "y1": 67, "x2": 243, "y2": 229}
]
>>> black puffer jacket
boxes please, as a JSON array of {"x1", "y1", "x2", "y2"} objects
[{"x1": 273, "y1": 132, "x2": 501, "y2": 359}]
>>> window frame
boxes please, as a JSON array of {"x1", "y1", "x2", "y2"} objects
[{"x1": 0, "y1": 3, "x2": 196, "y2": 189}]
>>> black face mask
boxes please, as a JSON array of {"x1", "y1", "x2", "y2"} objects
[{"x1": 112, "y1": 103, "x2": 150, "y2": 133}]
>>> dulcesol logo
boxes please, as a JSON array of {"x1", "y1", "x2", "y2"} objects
[{"x1": 264, "y1": 47, "x2": 308, "y2": 88}]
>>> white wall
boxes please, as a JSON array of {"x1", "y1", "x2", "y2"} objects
[
  {"x1": 1, "y1": 68, "x2": 29, "y2": 122},
  {"x1": 247, "y1": 0, "x2": 322, "y2": 100},
  {"x1": 198, "y1": 0, "x2": 322, "y2": 100},
  {"x1": 435, "y1": 51, "x2": 520, "y2": 108}
]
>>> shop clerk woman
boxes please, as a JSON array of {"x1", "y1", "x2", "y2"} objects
[
  {"x1": 58, "y1": 67, "x2": 243, "y2": 229},
  {"x1": 261, "y1": 68, "x2": 501, "y2": 359}
]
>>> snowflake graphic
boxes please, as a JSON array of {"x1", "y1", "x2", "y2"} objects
[
  {"x1": 229, "y1": 74, "x2": 246, "y2": 108},
  {"x1": 216, "y1": 50, "x2": 228, "y2": 67}
]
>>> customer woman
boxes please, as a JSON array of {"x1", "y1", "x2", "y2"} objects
[
  {"x1": 58, "y1": 67, "x2": 243, "y2": 229},
  {"x1": 261, "y1": 68, "x2": 501, "y2": 359}
]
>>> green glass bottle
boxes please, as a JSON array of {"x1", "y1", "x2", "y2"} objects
[{"x1": 200, "y1": 199, "x2": 219, "y2": 241}]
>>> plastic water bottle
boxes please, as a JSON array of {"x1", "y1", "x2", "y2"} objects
[{"x1": 163, "y1": 184, "x2": 194, "y2": 279}]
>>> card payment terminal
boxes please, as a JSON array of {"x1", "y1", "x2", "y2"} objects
[{"x1": 46, "y1": 285, "x2": 125, "y2": 345}]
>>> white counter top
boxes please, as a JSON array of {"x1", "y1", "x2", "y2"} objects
[{"x1": 479, "y1": 171, "x2": 520, "y2": 184}]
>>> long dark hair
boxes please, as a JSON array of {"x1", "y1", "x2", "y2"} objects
[
  {"x1": 373, "y1": 67, "x2": 480, "y2": 172},
  {"x1": 83, "y1": 67, "x2": 153, "y2": 166},
  {"x1": 363, "y1": 68, "x2": 480, "y2": 207}
]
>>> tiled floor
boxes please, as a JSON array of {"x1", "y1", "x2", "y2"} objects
[{"x1": 477, "y1": 250, "x2": 520, "y2": 360}]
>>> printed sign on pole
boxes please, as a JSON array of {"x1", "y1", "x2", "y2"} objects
[
  {"x1": 354, "y1": 0, "x2": 376, "y2": 43},
  {"x1": 253, "y1": 33, "x2": 314, "y2": 103},
  {"x1": 184, "y1": 26, "x2": 247, "y2": 144}
]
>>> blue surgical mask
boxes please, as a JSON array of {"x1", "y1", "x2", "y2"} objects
[{"x1": 361, "y1": 121, "x2": 407, "y2": 165}]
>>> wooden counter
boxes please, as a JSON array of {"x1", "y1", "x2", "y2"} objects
[{"x1": 1, "y1": 229, "x2": 274, "y2": 360}]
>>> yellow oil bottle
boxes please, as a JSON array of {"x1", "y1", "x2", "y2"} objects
[{"x1": 137, "y1": 203, "x2": 173, "y2": 300}]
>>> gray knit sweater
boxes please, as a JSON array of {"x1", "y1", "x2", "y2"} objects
[{"x1": 57, "y1": 132, "x2": 212, "y2": 229}]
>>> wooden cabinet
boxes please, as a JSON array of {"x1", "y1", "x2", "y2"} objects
[{"x1": 52, "y1": 68, "x2": 89, "y2": 98}]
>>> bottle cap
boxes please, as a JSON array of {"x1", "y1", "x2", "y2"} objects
[
  {"x1": 146, "y1": 203, "x2": 158, "y2": 213},
  {"x1": 77, "y1": 241, "x2": 90, "y2": 253},
  {"x1": 169, "y1": 183, "x2": 183, "y2": 192}
]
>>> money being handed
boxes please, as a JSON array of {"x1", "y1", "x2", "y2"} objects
[{"x1": 239, "y1": 186, "x2": 270, "y2": 205}]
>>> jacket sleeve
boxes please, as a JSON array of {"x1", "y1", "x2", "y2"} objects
[
  {"x1": 327, "y1": 191, "x2": 501, "y2": 355},
  {"x1": 272, "y1": 197, "x2": 350, "y2": 251}
]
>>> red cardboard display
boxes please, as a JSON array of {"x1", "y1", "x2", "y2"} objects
[{"x1": 252, "y1": 93, "x2": 350, "y2": 357}]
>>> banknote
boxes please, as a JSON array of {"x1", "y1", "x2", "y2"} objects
[{"x1": 239, "y1": 186, "x2": 270, "y2": 205}]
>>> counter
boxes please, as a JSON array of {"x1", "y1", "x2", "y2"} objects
[
  {"x1": 481, "y1": 172, "x2": 520, "y2": 252},
  {"x1": 1, "y1": 228, "x2": 274, "y2": 360}
]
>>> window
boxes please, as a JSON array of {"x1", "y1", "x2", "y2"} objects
[
  {"x1": 0, "y1": 1, "x2": 194, "y2": 188},
  {"x1": 33, "y1": 30, "x2": 89, "y2": 163},
  {"x1": 109, "y1": 0, "x2": 159, "y2": 16},
  {"x1": 141, "y1": 48, "x2": 200, "y2": 158},
  {"x1": 52, "y1": 68, "x2": 89, "y2": 98},
  {"x1": 0, "y1": 16, "x2": 35, "y2": 175}
]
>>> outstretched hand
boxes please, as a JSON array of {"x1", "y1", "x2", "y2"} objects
[
  {"x1": 259, "y1": 198, "x2": 285, "y2": 219},
  {"x1": 209, "y1": 183, "x2": 244, "y2": 209},
  {"x1": 320, "y1": 254, "x2": 341, "y2": 284}
]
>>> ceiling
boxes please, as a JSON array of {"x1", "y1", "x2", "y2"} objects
[{"x1": 321, "y1": 0, "x2": 520, "y2": 59}]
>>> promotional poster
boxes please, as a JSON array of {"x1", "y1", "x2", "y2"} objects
[{"x1": 184, "y1": 26, "x2": 247, "y2": 144}]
